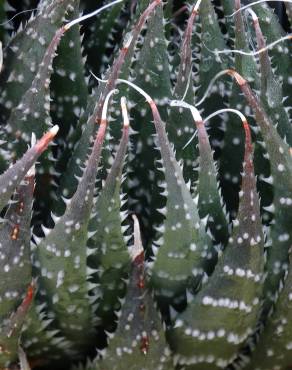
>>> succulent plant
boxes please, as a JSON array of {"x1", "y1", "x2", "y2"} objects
[{"x1": 0, "y1": 0, "x2": 292, "y2": 369}]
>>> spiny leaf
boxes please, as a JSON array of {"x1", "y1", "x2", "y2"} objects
[
  {"x1": 170, "y1": 101, "x2": 229, "y2": 249},
  {"x1": 198, "y1": 0, "x2": 230, "y2": 93},
  {"x1": 218, "y1": 0, "x2": 260, "y2": 218},
  {"x1": 34, "y1": 112, "x2": 109, "y2": 353},
  {"x1": 244, "y1": 263, "x2": 292, "y2": 370},
  {"x1": 0, "y1": 0, "x2": 77, "y2": 121},
  {"x1": 0, "y1": 282, "x2": 34, "y2": 368},
  {"x1": 21, "y1": 301, "x2": 70, "y2": 367},
  {"x1": 252, "y1": 2, "x2": 292, "y2": 97},
  {"x1": 233, "y1": 0, "x2": 259, "y2": 84},
  {"x1": 198, "y1": 0, "x2": 235, "y2": 218},
  {"x1": 195, "y1": 113, "x2": 229, "y2": 248},
  {"x1": 0, "y1": 168, "x2": 34, "y2": 368},
  {"x1": 228, "y1": 70, "x2": 292, "y2": 314},
  {"x1": 250, "y1": 6, "x2": 292, "y2": 146},
  {"x1": 50, "y1": 0, "x2": 88, "y2": 140},
  {"x1": 244, "y1": 6, "x2": 290, "y2": 228},
  {"x1": 87, "y1": 98, "x2": 130, "y2": 332},
  {"x1": 83, "y1": 0, "x2": 125, "y2": 76},
  {"x1": 4, "y1": 26, "x2": 65, "y2": 158},
  {"x1": 92, "y1": 215, "x2": 173, "y2": 370},
  {"x1": 167, "y1": 5, "x2": 199, "y2": 184},
  {"x1": 147, "y1": 99, "x2": 213, "y2": 308},
  {"x1": 0, "y1": 172, "x2": 34, "y2": 319},
  {"x1": 126, "y1": 2, "x2": 172, "y2": 249},
  {"x1": 56, "y1": 0, "x2": 163, "y2": 214},
  {"x1": 169, "y1": 117, "x2": 265, "y2": 370},
  {"x1": 0, "y1": 125, "x2": 58, "y2": 212}
]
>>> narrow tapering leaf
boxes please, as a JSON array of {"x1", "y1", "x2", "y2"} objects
[
  {"x1": 35, "y1": 115, "x2": 109, "y2": 352},
  {"x1": 0, "y1": 126, "x2": 58, "y2": 212},
  {"x1": 92, "y1": 216, "x2": 172, "y2": 370},
  {"x1": 87, "y1": 99, "x2": 130, "y2": 331},
  {"x1": 169, "y1": 118, "x2": 264, "y2": 369},
  {"x1": 0, "y1": 0, "x2": 77, "y2": 120}
]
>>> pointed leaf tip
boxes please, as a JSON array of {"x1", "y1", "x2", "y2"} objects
[
  {"x1": 129, "y1": 214, "x2": 144, "y2": 262},
  {"x1": 35, "y1": 125, "x2": 59, "y2": 153}
]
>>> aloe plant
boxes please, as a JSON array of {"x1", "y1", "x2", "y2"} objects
[{"x1": 0, "y1": 0, "x2": 291, "y2": 369}]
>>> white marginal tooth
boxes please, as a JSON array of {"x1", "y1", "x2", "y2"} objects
[
  {"x1": 87, "y1": 230, "x2": 97, "y2": 239},
  {"x1": 157, "y1": 207, "x2": 167, "y2": 216},
  {"x1": 86, "y1": 247, "x2": 95, "y2": 256},
  {"x1": 33, "y1": 234, "x2": 42, "y2": 245},
  {"x1": 152, "y1": 244, "x2": 159, "y2": 256},
  {"x1": 121, "y1": 225, "x2": 129, "y2": 234},
  {"x1": 50, "y1": 212, "x2": 61, "y2": 224},
  {"x1": 41, "y1": 225, "x2": 51, "y2": 236},
  {"x1": 261, "y1": 175, "x2": 273, "y2": 185},
  {"x1": 155, "y1": 224, "x2": 165, "y2": 233},
  {"x1": 263, "y1": 203, "x2": 275, "y2": 213},
  {"x1": 123, "y1": 235, "x2": 132, "y2": 243},
  {"x1": 61, "y1": 196, "x2": 71, "y2": 206}
]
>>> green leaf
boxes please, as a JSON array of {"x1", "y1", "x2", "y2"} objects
[
  {"x1": 218, "y1": 0, "x2": 260, "y2": 218},
  {"x1": 253, "y1": 2, "x2": 292, "y2": 97},
  {"x1": 168, "y1": 6, "x2": 199, "y2": 184},
  {"x1": 0, "y1": 171, "x2": 34, "y2": 368},
  {"x1": 87, "y1": 112, "x2": 130, "y2": 331},
  {"x1": 4, "y1": 26, "x2": 65, "y2": 158},
  {"x1": 50, "y1": 1, "x2": 88, "y2": 140},
  {"x1": 21, "y1": 301, "x2": 70, "y2": 367},
  {"x1": 198, "y1": 0, "x2": 230, "y2": 93},
  {"x1": 83, "y1": 0, "x2": 125, "y2": 76},
  {"x1": 169, "y1": 120, "x2": 265, "y2": 369},
  {"x1": 56, "y1": 0, "x2": 162, "y2": 214},
  {"x1": 196, "y1": 118, "x2": 229, "y2": 248},
  {"x1": 252, "y1": 5, "x2": 292, "y2": 146},
  {"x1": 92, "y1": 216, "x2": 173, "y2": 370},
  {"x1": 231, "y1": 73, "x2": 292, "y2": 314},
  {"x1": 149, "y1": 102, "x2": 213, "y2": 308},
  {"x1": 34, "y1": 121, "x2": 108, "y2": 353},
  {"x1": 233, "y1": 0, "x2": 259, "y2": 84},
  {"x1": 0, "y1": 282, "x2": 34, "y2": 367},
  {"x1": 0, "y1": 0, "x2": 77, "y2": 121},
  {"x1": 0, "y1": 174, "x2": 33, "y2": 320},
  {"x1": 0, "y1": 126, "x2": 57, "y2": 212},
  {"x1": 126, "y1": 2, "x2": 172, "y2": 249},
  {"x1": 244, "y1": 265, "x2": 292, "y2": 370}
]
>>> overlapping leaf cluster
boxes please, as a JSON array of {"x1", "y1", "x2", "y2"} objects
[{"x1": 0, "y1": 1, "x2": 291, "y2": 369}]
